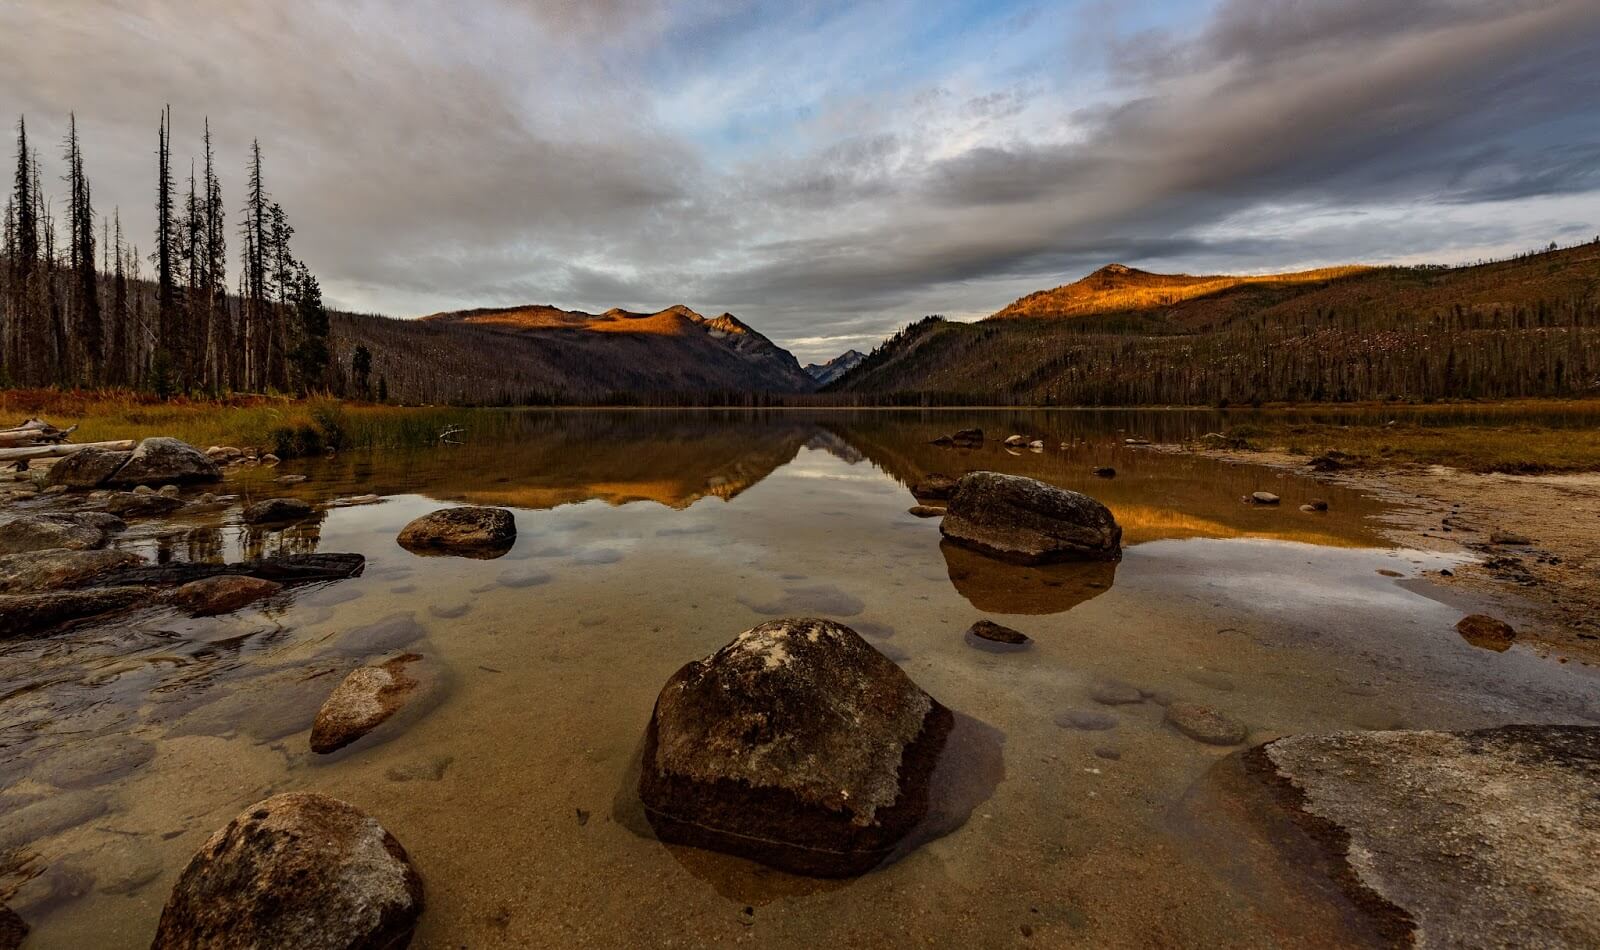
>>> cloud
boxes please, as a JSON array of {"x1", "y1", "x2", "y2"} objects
[{"x1": 2, "y1": 0, "x2": 1597, "y2": 364}]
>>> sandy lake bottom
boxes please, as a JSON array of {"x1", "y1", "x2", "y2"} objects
[{"x1": 4, "y1": 409, "x2": 1597, "y2": 948}]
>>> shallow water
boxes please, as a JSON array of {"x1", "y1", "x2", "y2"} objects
[{"x1": 3, "y1": 409, "x2": 1597, "y2": 948}]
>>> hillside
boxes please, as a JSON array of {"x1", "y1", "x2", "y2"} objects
[
  {"x1": 804, "y1": 350, "x2": 867, "y2": 386},
  {"x1": 331, "y1": 303, "x2": 814, "y2": 404},
  {"x1": 828, "y1": 242, "x2": 1600, "y2": 405}
]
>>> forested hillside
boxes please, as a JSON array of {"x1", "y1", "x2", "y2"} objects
[{"x1": 829, "y1": 242, "x2": 1600, "y2": 405}]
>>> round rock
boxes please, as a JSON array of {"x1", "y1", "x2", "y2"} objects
[
  {"x1": 151, "y1": 792, "x2": 423, "y2": 950},
  {"x1": 1165, "y1": 702, "x2": 1247, "y2": 745},
  {"x1": 310, "y1": 654, "x2": 424, "y2": 754},
  {"x1": 242, "y1": 497, "x2": 316, "y2": 525},
  {"x1": 397, "y1": 506, "x2": 515, "y2": 557},
  {"x1": 165, "y1": 576, "x2": 283, "y2": 617}
]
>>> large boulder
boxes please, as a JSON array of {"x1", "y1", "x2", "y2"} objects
[
  {"x1": 310, "y1": 653, "x2": 424, "y2": 753},
  {"x1": 45, "y1": 447, "x2": 132, "y2": 489},
  {"x1": 152, "y1": 792, "x2": 423, "y2": 950},
  {"x1": 940, "y1": 471, "x2": 1121, "y2": 564},
  {"x1": 0, "y1": 548, "x2": 143, "y2": 593},
  {"x1": 0, "y1": 514, "x2": 109, "y2": 554},
  {"x1": 105, "y1": 437, "x2": 220, "y2": 487},
  {"x1": 396, "y1": 507, "x2": 515, "y2": 557},
  {"x1": 1187, "y1": 726, "x2": 1600, "y2": 949},
  {"x1": 639, "y1": 618, "x2": 953, "y2": 877}
]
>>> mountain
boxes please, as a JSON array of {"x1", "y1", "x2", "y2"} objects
[
  {"x1": 803, "y1": 350, "x2": 867, "y2": 386},
  {"x1": 331, "y1": 303, "x2": 814, "y2": 404},
  {"x1": 826, "y1": 242, "x2": 1600, "y2": 405}
]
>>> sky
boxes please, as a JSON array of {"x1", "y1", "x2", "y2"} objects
[{"x1": 3, "y1": 0, "x2": 1598, "y2": 363}]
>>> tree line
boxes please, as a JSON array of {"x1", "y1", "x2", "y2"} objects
[{"x1": 1, "y1": 110, "x2": 329, "y2": 395}]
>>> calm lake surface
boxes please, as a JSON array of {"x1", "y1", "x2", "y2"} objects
[{"x1": 4, "y1": 409, "x2": 1597, "y2": 948}]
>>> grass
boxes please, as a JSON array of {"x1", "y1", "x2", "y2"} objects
[
  {"x1": 0, "y1": 389, "x2": 514, "y2": 458},
  {"x1": 1213, "y1": 415, "x2": 1600, "y2": 474}
]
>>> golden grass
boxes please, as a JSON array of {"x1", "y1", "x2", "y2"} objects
[{"x1": 0, "y1": 389, "x2": 509, "y2": 457}]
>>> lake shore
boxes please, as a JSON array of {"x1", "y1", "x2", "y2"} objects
[{"x1": 1146, "y1": 440, "x2": 1600, "y2": 665}]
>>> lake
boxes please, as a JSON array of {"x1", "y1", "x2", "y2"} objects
[{"x1": 4, "y1": 409, "x2": 1597, "y2": 947}]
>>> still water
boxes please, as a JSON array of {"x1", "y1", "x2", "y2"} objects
[{"x1": 3, "y1": 410, "x2": 1596, "y2": 947}]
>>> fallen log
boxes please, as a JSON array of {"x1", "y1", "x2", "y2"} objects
[
  {"x1": 0, "y1": 439, "x2": 135, "y2": 462},
  {"x1": 0, "y1": 422, "x2": 77, "y2": 446},
  {"x1": 84, "y1": 552, "x2": 366, "y2": 589}
]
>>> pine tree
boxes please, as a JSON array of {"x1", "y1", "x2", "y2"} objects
[
  {"x1": 154, "y1": 104, "x2": 177, "y2": 388},
  {"x1": 64, "y1": 113, "x2": 100, "y2": 383}
]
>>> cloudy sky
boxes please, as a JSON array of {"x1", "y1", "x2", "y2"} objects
[{"x1": 4, "y1": 0, "x2": 1598, "y2": 362}]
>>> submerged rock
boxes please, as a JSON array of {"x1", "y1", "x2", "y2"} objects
[
  {"x1": 152, "y1": 792, "x2": 423, "y2": 950},
  {"x1": 639, "y1": 618, "x2": 953, "y2": 877},
  {"x1": 104, "y1": 491, "x2": 185, "y2": 517},
  {"x1": 397, "y1": 506, "x2": 515, "y2": 557},
  {"x1": 45, "y1": 447, "x2": 132, "y2": 489},
  {"x1": 940, "y1": 471, "x2": 1121, "y2": 564},
  {"x1": 964, "y1": 619, "x2": 1030, "y2": 645},
  {"x1": 1209, "y1": 726, "x2": 1600, "y2": 949},
  {"x1": 1165, "y1": 702, "x2": 1247, "y2": 746},
  {"x1": 33, "y1": 735, "x2": 156, "y2": 789},
  {"x1": 242, "y1": 497, "x2": 316, "y2": 525},
  {"x1": 86, "y1": 552, "x2": 365, "y2": 589},
  {"x1": 311, "y1": 653, "x2": 424, "y2": 754},
  {"x1": 0, "y1": 548, "x2": 141, "y2": 593},
  {"x1": 105, "y1": 437, "x2": 220, "y2": 487},
  {"x1": 0, "y1": 791, "x2": 109, "y2": 852},
  {"x1": 165, "y1": 576, "x2": 283, "y2": 617},
  {"x1": 0, "y1": 587, "x2": 147, "y2": 639},
  {"x1": 1092, "y1": 467, "x2": 1116, "y2": 478},
  {"x1": 1455, "y1": 613, "x2": 1517, "y2": 651}
]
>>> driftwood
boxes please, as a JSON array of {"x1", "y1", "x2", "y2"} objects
[
  {"x1": 0, "y1": 439, "x2": 135, "y2": 462},
  {"x1": 0, "y1": 420, "x2": 78, "y2": 447},
  {"x1": 84, "y1": 553, "x2": 367, "y2": 589}
]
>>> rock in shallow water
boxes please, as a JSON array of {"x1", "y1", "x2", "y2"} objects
[
  {"x1": 165, "y1": 575, "x2": 283, "y2": 617},
  {"x1": 940, "y1": 471, "x2": 1121, "y2": 564},
  {"x1": 397, "y1": 506, "x2": 515, "y2": 557},
  {"x1": 0, "y1": 514, "x2": 108, "y2": 554},
  {"x1": 242, "y1": 497, "x2": 315, "y2": 524},
  {"x1": 964, "y1": 619, "x2": 1030, "y2": 646},
  {"x1": 1196, "y1": 726, "x2": 1600, "y2": 949},
  {"x1": 1455, "y1": 613, "x2": 1516, "y2": 651},
  {"x1": 0, "y1": 587, "x2": 147, "y2": 639},
  {"x1": 105, "y1": 437, "x2": 220, "y2": 487},
  {"x1": 45, "y1": 446, "x2": 132, "y2": 489},
  {"x1": 1165, "y1": 701, "x2": 1247, "y2": 746},
  {"x1": 639, "y1": 618, "x2": 953, "y2": 877},
  {"x1": 0, "y1": 548, "x2": 142, "y2": 593},
  {"x1": 152, "y1": 792, "x2": 423, "y2": 950},
  {"x1": 311, "y1": 653, "x2": 424, "y2": 754},
  {"x1": 910, "y1": 473, "x2": 959, "y2": 500}
]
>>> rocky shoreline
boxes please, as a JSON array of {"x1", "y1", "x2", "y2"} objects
[{"x1": 1141, "y1": 440, "x2": 1600, "y2": 665}]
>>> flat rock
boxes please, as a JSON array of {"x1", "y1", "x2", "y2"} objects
[
  {"x1": 0, "y1": 791, "x2": 108, "y2": 852},
  {"x1": 1165, "y1": 701, "x2": 1247, "y2": 745},
  {"x1": 152, "y1": 792, "x2": 423, "y2": 950},
  {"x1": 639, "y1": 618, "x2": 953, "y2": 876},
  {"x1": 1455, "y1": 613, "x2": 1516, "y2": 651},
  {"x1": 310, "y1": 653, "x2": 424, "y2": 754},
  {"x1": 1235, "y1": 726, "x2": 1600, "y2": 948},
  {"x1": 907, "y1": 505, "x2": 946, "y2": 518},
  {"x1": 45, "y1": 447, "x2": 132, "y2": 489},
  {"x1": 397, "y1": 506, "x2": 515, "y2": 557},
  {"x1": 1089, "y1": 680, "x2": 1145, "y2": 705},
  {"x1": 0, "y1": 514, "x2": 107, "y2": 554},
  {"x1": 940, "y1": 471, "x2": 1122, "y2": 564},
  {"x1": 33, "y1": 735, "x2": 157, "y2": 789},
  {"x1": 1250, "y1": 491, "x2": 1281, "y2": 505},
  {"x1": 166, "y1": 576, "x2": 283, "y2": 616},
  {"x1": 88, "y1": 553, "x2": 365, "y2": 589},
  {"x1": 332, "y1": 612, "x2": 428, "y2": 657},
  {"x1": 0, "y1": 548, "x2": 142, "y2": 593},
  {"x1": 105, "y1": 437, "x2": 220, "y2": 487},
  {"x1": 242, "y1": 497, "x2": 316, "y2": 525},
  {"x1": 0, "y1": 586, "x2": 147, "y2": 639}
]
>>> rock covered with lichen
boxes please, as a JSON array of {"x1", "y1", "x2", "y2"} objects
[{"x1": 639, "y1": 617, "x2": 952, "y2": 876}]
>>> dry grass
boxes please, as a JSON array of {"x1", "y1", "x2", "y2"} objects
[{"x1": 0, "y1": 389, "x2": 507, "y2": 458}]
